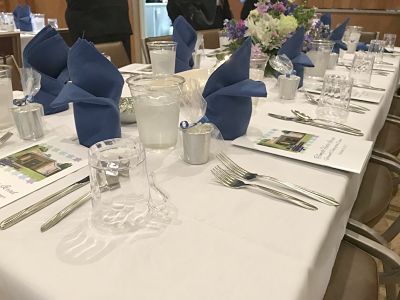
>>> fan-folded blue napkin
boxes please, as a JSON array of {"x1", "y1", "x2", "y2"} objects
[
  {"x1": 202, "y1": 38, "x2": 267, "y2": 140},
  {"x1": 320, "y1": 13, "x2": 331, "y2": 27},
  {"x1": 52, "y1": 39, "x2": 123, "y2": 148},
  {"x1": 330, "y1": 18, "x2": 350, "y2": 54},
  {"x1": 23, "y1": 25, "x2": 69, "y2": 114},
  {"x1": 278, "y1": 27, "x2": 314, "y2": 88},
  {"x1": 173, "y1": 16, "x2": 197, "y2": 73},
  {"x1": 13, "y1": 5, "x2": 32, "y2": 31}
]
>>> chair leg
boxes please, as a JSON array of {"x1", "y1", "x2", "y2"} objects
[{"x1": 382, "y1": 263, "x2": 398, "y2": 300}]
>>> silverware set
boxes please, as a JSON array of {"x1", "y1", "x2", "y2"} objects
[
  {"x1": 0, "y1": 131, "x2": 13, "y2": 147},
  {"x1": 211, "y1": 153, "x2": 339, "y2": 210},
  {"x1": 0, "y1": 177, "x2": 90, "y2": 231},
  {"x1": 302, "y1": 90, "x2": 369, "y2": 114},
  {"x1": 268, "y1": 110, "x2": 364, "y2": 136}
]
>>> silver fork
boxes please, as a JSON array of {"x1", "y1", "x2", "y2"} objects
[
  {"x1": 0, "y1": 132, "x2": 13, "y2": 146},
  {"x1": 217, "y1": 153, "x2": 339, "y2": 206},
  {"x1": 211, "y1": 166, "x2": 317, "y2": 211}
]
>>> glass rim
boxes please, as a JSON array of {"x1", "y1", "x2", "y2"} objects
[
  {"x1": 88, "y1": 137, "x2": 145, "y2": 167},
  {"x1": 310, "y1": 39, "x2": 335, "y2": 45},
  {"x1": 126, "y1": 74, "x2": 185, "y2": 88}
]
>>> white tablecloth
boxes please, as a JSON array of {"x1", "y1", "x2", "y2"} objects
[{"x1": 0, "y1": 54, "x2": 399, "y2": 300}]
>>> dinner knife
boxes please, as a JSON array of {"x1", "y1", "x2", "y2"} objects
[
  {"x1": 0, "y1": 176, "x2": 90, "y2": 230},
  {"x1": 268, "y1": 113, "x2": 364, "y2": 136},
  {"x1": 41, "y1": 192, "x2": 91, "y2": 232}
]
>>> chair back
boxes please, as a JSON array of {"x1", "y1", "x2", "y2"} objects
[
  {"x1": 1, "y1": 55, "x2": 22, "y2": 91},
  {"x1": 359, "y1": 32, "x2": 380, "y2": 44},
  {"x1": 198, "y1": 29, "x2": 220, "y2": 49},
  {"x1": 94, "y1": 41, "x2": 131, "y2": 68},
  {"x1": 351, "y1": 161, "x2": 394, "y2": 226},
  {"x1": 142, "y1": 35, "x2": 173, "y2": 64}
]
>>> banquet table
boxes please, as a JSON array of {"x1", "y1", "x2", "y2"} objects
[{"x1": 0, "y1": 52, "x2": 399, "y2": 300}]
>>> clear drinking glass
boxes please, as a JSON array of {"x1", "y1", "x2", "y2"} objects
[
  {"x1": 127, "y1": 74, "x2": 185, "y2": 150},
  {"x1": 250, "y1": 54, "x2": 269, "y2": 80},
  {"x1": 89, "y1": 137, "x2": 150, "y2": 234},
  {"x1": 349, "y1": 52, "x2": 375, "y2": 85},
  {"x1": 383, "y1": 33, "x2": 397, "y2": 52},
  {"x1": 10, "y1": 103, "x2": 44, "y2": 140},
  {"x1": 219, "y1": 30, "x2": 229, "y2": 48},
  {"x1": 368, "y1": 39, "x2": 385, "y2": 63},
  {"x1": 316, "y1": 74, "x2": 353, "y2": 122},
  {"x1": 304, "y1": 40, "x2": 334, "y2": 78},
  {"x1": 0, "y1": 66, "x2": 14, "y2": 129},
  {"x1": 32, "y1": 13, "x2": 45, "y2": 32},
  {"x1": 147, "y1": 41, "x2": 177, "y2": 75},
  {"x1": 47, "y1": 18, "x2": 58, "y2": 29}
]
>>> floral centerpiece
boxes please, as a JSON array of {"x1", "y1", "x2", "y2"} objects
[{"x1": 221, "y1": 0, "x2": 315, "y2": 67}]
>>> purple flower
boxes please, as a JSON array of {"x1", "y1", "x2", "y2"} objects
[
  {"x1": 223, "y1": 19, "x2": 248, "y2": 41},
  {"x1": 251, "y1": 44, "x2": 263, "y2": 58},
  {"x1": 273, "y1": 2, "x2": 286, "y2": 13}
]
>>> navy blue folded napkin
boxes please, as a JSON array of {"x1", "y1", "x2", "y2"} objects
[
  {"x1": 23, "y1": 25, "x2": 69, "y2": 114},
  {"x1": 278, "y1": 27, "x2": 314, "y2": 88},
  {"x1": 52, "y1": 39, "x2": 123, "y2": 148},
  {"x1": 357, "y1": 42, "x2": 368, "y2": 51},
  {"x1": 320, "y1": 13, "x2": 331, "y2": 27},
  {"x1": 13, "y1": 4, "x2": 33, "y2": 31},
  {"x1": 202, "y1": 38, "x2": 267, "y2": 140},
  {"x1": 330, "y1": 18, "x2": 350, "y2": 54},
  {"x1": 173, "y1": 16, "x2": 197, "y2": 73}
]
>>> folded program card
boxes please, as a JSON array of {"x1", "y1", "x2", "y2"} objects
[
  {"x1": 0, "y1": 136, "x2": 87, "y2": 208},
  {"x1": 232, "y1": 128, "x2": 373, "y2": 173}
]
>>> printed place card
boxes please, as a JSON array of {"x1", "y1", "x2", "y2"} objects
[{"x1": 232, "y1": 129, "x2": 373, "y2": 173}]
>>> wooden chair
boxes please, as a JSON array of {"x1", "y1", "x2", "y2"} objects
[
  {"x1": 1, "y1": 55, "x2": 22, "y2": 91},
  {"x1": 359, "y1": 32, "x2": 380, "y2": 44},
  {"x1": 94, "y1": 41, "x2": 131, "y2": 68},
  {"x1": 57, "y1": 28, "x2": 75, "y2": 47},
  {"x1": 198, "y1": 29, "x2": 220, "y2": 49},
  {"x1": 0, "y1": 32, "x2": 22, "y2": 67},
  {"x1": 141, "y1": 35, "x2": 173, "y2": 64}
]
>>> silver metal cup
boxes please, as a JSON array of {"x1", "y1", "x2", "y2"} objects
[
  {"x1": 278, "y1": 75, "x2": 300, "y2": 100},
  {"x1": 10, "y1": 103, "x2": 44, "y2": 140},
  {"x1": 182, "y1": 124, "x2": 213, "y2": 165}
]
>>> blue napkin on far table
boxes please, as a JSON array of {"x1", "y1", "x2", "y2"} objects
[
  {"x1": 278, "y1": 27, "x2": 314, "y2": 88},
  {"x1": 173, "y1": 16, "x2": 197, "y2": 73},
  {"x1": 23, "y1": 25, "x2": 69, "y2": 115},
  {"x1": 52, "y1": 39, "x2": 123, "y2": 148},
  {"x1": 13, "y1": 4, "x2": 33, "y2": 32},
  {"x1": 320, "y1": 13, "x2": 331, "y2": 27},
  {"x1": 330, "y1": 18, "x2": 350, "y2": 54},
  {"x1": 203, "y1": 38, "x2": 267, "y2": 140}
]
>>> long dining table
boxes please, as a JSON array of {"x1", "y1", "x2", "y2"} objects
[{"x1": 0, "y1": 51, "x2": 399, "y2": 300}]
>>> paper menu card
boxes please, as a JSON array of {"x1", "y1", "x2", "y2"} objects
[
  {"x1": 0, "y1": 137, "x2": 88, "y2": 208},
  {"x1": 232, "y1": 129, "x2": 373, "y2": 173}
]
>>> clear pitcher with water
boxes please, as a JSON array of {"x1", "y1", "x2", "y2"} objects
[
  {"x1": 0, "y1": 66, "x2": 14, "y2": 129},
  {"x1": 127, "y1": 74, "x2": 185, "y2": 150},
  {"x1": 304, "y1": 40, "x2": 334, "y2": 78}
]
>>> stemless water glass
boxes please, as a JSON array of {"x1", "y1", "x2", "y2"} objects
[
  {"x1": 249, "y1": 54, "x2": 269, "y2": 81},
  {"x1": 32, "y1": 13, "x2": 45, "y2": 32},
  {"x1": 0, "y1": 66, "x2": 13, "y2": 129},
  {"x1": 343, "y1": 26, "x2": 363, "y2": 53},
  {"x1": 127, "y1": 74, "x2": 185, "y2": 150},
  {"x1": 316, "y1": 74, "x2": 353, "y2": 122},
  {"x1": 219, "y1": 30, "x2": 229, "y2": 48},
  {"x1": 89, "y1": 138, "x2": 150, "y2": 234},
  {"x1": 47, "y1": 18, "x2": 58, "y2": 29},
  {"x1": 349, "y1": 52, "x2": 375, "y2": 85},
  {"x1": 368, "y1": 39, "x2": 385, "y2": 63},
  {"x1": 147, "y1": 41, "x2": 177, "y2": 75},
  {"x1": 383, "y1": 33, "x2": 397, "y2": 52},
  {"x1": 304, "y1": 40, "x2": 334, "y2": 78}
]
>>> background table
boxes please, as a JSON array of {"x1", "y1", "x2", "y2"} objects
[{"x1": 0, "y1": 54, "x2": 399, "y2": 300}]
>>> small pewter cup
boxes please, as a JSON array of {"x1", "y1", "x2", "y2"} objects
[
  {"x1": 10, "y1": 103, "x2": 44, "y2": 140},
  {"x1": 278, "y1": 75, "x2": 300, "y2": 100},
  {"x1": 182, "y1": 124, "x2": 213, "y2": 165}
]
